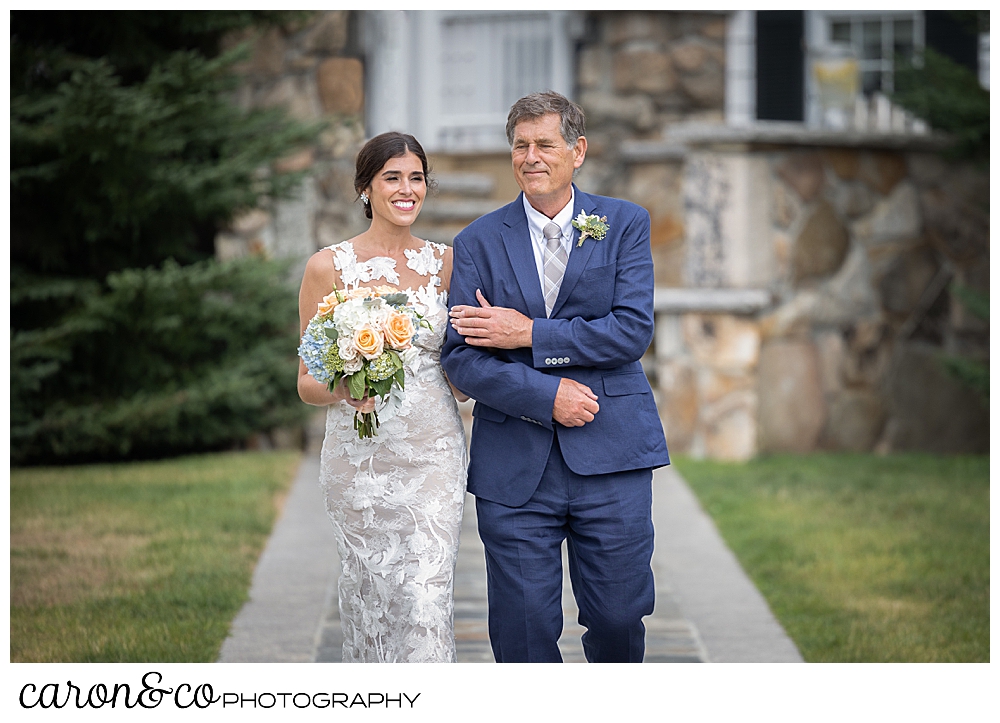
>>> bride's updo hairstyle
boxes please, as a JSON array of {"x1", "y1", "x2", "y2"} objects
[{"x1": 354, "y1": 132, "x2": 435, "y2": 220}]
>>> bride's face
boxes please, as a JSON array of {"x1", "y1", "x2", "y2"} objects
[{"x1": 365, "y1": 151, "x2": 427, "y2": 228}]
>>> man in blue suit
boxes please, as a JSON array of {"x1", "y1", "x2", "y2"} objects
[{"x1": 441, "y1": 91, "x2": 670, "y2": 663}]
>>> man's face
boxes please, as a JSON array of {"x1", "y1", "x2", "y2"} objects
[{"x1": 511, "y1": 113, "x2": 586, "y2": 213}]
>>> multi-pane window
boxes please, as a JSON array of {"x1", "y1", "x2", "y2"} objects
[
  {"x1": 826, "y1": 13, "x2": 923, "y2": 94},
  {"x1": 730, "y1": 11, "x2": 977, "y2": 129},
  {"x1": 439, "y1": 13, "x2": 557, "y2": 150},
  {"x1": 364, "y1": 10, "x2": 575, "y2": 153}
]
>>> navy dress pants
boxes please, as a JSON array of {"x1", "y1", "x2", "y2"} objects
[{"x1": 475, "y1": 439, "x2": 655, "y2": 663}]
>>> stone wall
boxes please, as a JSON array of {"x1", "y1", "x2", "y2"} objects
[
  {"x1": 213, "y1": 11, "x2": 369, "y2": 278},
  {"x1": 575, "y1": 11, "x2": 727, "y2": 288},
  {"x1": 656, "y1": 129, "x2": 989, "y2": 459}
]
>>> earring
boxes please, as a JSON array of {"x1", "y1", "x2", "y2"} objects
[{"x1": 360, "y1": 192, "x2": 369, "y2": 204}]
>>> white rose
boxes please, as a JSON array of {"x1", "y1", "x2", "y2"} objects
[
  {"x1": 338, "y1": 335, "x2": 359, "y2": 361},
  {"x1": 343, "y1": 355, "x2": 363, "y2": 374}
]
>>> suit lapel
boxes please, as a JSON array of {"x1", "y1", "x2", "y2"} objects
[
  {"x1": 501, "y1": 195, "x2": 547, "y2": 320},
  {"x1": 550, "y1": 186, "x2": 599, "y2": 318}
]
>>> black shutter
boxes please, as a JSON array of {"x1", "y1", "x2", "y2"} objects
[
  {"x1": 756, "y1": 11, "x2": 805, "y2": 122},
  {"x1": 924, "y1": 10, "x2": 979, "y2": 73}
]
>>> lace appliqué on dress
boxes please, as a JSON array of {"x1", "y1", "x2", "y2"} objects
[
  {"x1": 319, "y1": 239, "x2": 466, "y2": 663},
  {"x1": 331, "y1": 240, "x2": 400, "y2": 288},
  {"x1": 404, "y1": 242, "x2": 446, "y2": 288}
]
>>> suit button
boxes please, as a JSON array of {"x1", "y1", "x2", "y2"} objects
[
  {"x1": 564, "y1": 357, "x2": 570, "y2": 364},
  {"x1": 544, "y1": 358, "x2": 551, "y2": 365}
]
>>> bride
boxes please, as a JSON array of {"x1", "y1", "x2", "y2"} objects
[{"x1": 296, "y1": 132, "x2": 469, "y2": 662}]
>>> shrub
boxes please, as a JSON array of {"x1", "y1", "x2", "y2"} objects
[
  {"x1": 893, "y1": 47, "x2": 989, "y2": 166},
  {"x1": 11, "y1": 43, "x2": 322, "y2": 279},
  {"x1": 11, "y1": 256, "x2": 309, "y2": 465},
  {"x1": 10, "y1": 11, "x2": 323, "y2": 463}
]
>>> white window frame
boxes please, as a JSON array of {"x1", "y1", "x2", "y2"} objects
[
  {"x1": 724, "y1": 10, "x2": 756, "y2": 126},
  {"x1": 366, "y1": 10, "x2": 577, "y2": 154},
  {"x1": 805, "y1": 10, "x2": 923, "y2": 126}
]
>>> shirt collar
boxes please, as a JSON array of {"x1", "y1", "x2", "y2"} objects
[{"x1": 522, "y1": 187, "x2": 576, "y2": 242}]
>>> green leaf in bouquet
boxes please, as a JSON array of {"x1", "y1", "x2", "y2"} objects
[
  {"x1": 385, "y1": 348, "x2": 403, "y2": 369},
  {"x1": 369, "y1": 377, "x2": 392, "y2": 398},
  {"x1": 393, "y1": 367, "x2": 405, "y2": 389},
  {"x1": 328, "y1": 370, "x2": 344, "y2": 393},
  {"x1": 381, "y1": 293, "x2": 409, "y2": 307},
  {"x1": 346, "y1": 370, "x2": 367, "y2": 400},
  {"x1": 323, "y1": 326, "x2": 339, "y2": 342}
]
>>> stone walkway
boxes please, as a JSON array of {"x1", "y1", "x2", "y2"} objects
[{"x1": 219, "y1": 405, "x2": 802, "y2": 664}]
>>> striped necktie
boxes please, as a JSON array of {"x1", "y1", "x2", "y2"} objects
[{"x1": 542, "y1": 221, "x2": 567, "y2": 317}]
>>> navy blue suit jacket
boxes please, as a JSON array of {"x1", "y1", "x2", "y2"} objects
[{"x1": 441, "y1": 186, "x2": 670, "y2": 507}]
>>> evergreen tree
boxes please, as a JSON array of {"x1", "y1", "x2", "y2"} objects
[{"x1": 11, "y1": 11, "x2": 324, "y2": 464}]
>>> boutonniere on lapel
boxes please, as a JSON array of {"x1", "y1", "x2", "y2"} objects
[{"x1": 571, "y1": 211, "x2": 609, "y2": 247}]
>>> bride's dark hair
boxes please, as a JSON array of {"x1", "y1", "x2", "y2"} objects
[{"x1": 354, "y1": 132, "x2": 435, "y2": 220}]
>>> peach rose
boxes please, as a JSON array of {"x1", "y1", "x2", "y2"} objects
[
  {"x1": 383, "y1": 310, "x2": 416, "y2": 350},
  {"x1": 374, "y1": 285, "x2": 399, "y2": 295},
  {"x1": 353, "y1": 324, "x2": 384, "y2": 360},
  {"x1": 316, "y1": 291, "x2": 342, "y2": 316},
  {"x1": 347, "y1": 286, "x2": 374, "y2": 300}
]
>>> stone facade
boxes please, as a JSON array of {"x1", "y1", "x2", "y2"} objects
[
  {"x1": 655, "y1": 132, "x2": 989, "y2": 458},
  {"x1": 576, "y1": 12, "x2": 727, "y2": 288},
  {"x1": 218, "y1": 11, "x2": 988, "y2": 458},
  {"x1": 215, "y1": 11, "x2": 369, "y2": 280}
]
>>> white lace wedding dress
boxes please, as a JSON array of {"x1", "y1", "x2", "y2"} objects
[{"x1": 318, "y1": 239, "x2": 467, "y2": 663}]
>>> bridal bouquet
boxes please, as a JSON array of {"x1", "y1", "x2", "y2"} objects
[{"x1": 298, "y1": 286, "x2": 430, "y2": 438}]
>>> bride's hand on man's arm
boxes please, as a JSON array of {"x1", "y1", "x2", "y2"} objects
[{"x1": 449, "y1": 289, "x2": 533, "y2": 349}]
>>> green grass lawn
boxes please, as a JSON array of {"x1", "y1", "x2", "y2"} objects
[
  {"x1": 675, "y1": 453, "x2": 989, "y2": 662},
  {"x1": 11, "y1": 450, "x2": 301, "y2": 662}
]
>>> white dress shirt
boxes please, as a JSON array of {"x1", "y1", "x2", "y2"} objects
[{"x1": 522, "y1": 189, "x2": 576, "y2": 293}]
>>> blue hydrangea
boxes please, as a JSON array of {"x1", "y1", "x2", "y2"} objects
[{"x1": 297, "y1": 316, "x2": 339, "y2": 385}]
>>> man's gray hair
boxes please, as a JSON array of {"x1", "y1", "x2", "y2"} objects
[{"x1": 505, "y1": 91, "x2": 586, "y2": 147}]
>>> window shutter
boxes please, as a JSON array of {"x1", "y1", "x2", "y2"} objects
[
  {"x1": 756, "y1": 11, "x2": 805, "y2": 121},
  {"x1": 924, "y1": 10, "x2": 979, "y2": 73}
]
